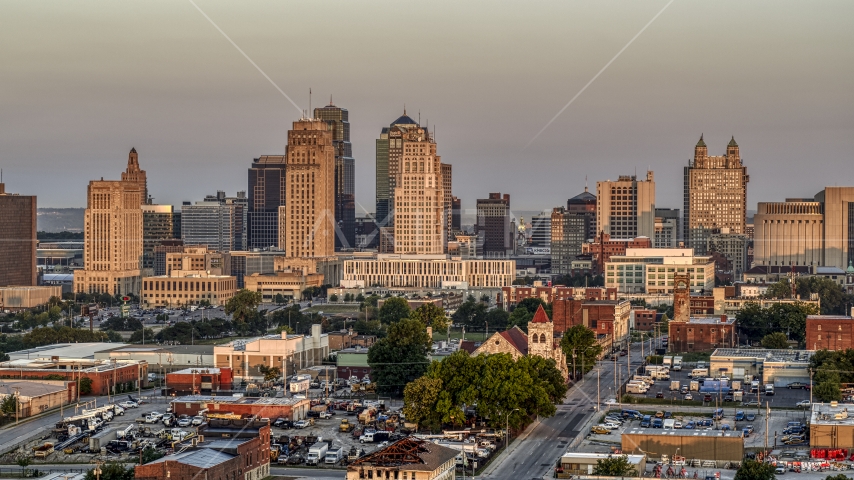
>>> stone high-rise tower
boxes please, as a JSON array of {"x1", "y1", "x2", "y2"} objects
[
  {"x1": 121, "y1": 148, "x2": 148, "y2": 205},
  {"x1": 278, "y1": 118, "x2": 335, "y2": 258},
  {"x1": 684, "y1": 135, "x2": 749, "y2": 254}
]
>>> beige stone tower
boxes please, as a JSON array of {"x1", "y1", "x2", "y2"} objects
[
  {"x1": 393, "y1": 124, "x2": 445, "y2": 255},
  {"x1": 278, "y1": 118, "x2": 335, "y2": 258},
  {"x1": 121, "y1": 147, "x2": 148, "y2": 205},
  {"x1": 684, "y1": 135, "x2": 749, "y2": 254},
  {"x1": 527, "y1": 305, "x2": 555, "y2": 359},
  {"x1": 73, "y1": 163, "x2": 144, "y2": 295}
]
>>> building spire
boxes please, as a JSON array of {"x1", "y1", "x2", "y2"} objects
[
  {"x1": 696, "y1": 134, "x2": 706, "y2": 148},
  {"x1": 728, "y1": 135, "x2": 738, "y2": 147}
]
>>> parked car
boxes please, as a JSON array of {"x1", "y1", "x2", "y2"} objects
[
  {"x1": 704, "y1": 394, "x2": 713, "y2": 402},
  {"x1": 294, "y1": 420, "x2": 309, "y2": 429},
  {"x1": 177, "y1": 416, "x2": 192, "y2": 427},
  {"x1": 744, "y1": 425, "x2": 754, "y2": 434},
  {"x1": 591, "y1": 426, "x2": 610, "y2": 434},
  {"x1": 680, "y1": 386, "x2": 689, "y2": 394},
  {"x1": 191, "y1": 416, "x2": 205, "y2": 426},
  {"x1": 796, "y1": 400, "x2": 811, "y2": 408},
  {"x1": 684, "y1": 393, "x2": 693, "y2": 400},
  {"x1": 683, "y1": 421, "x2": 695, "y2": 429},
  {"x1": 745, "y1": 413, "x2": 756, "y2": 421},
  {"x1": 654, "y1": 411, "x2": 664, "y2": 419},
  {"x1": 735, "y1": 411, "x2": 745, "y2": 421},
  {"x1": 656, "y1": 392, "x2": 664, "y2": 399},
  {"x1": 743, "y1": 399, "x2": 760, "y2": 407},
  {"x1": 775, "y1": 465, "x2": 786, "y2": 474},
  {"x1": 273, "y1": 417, "x2": 287, "y2": 427},
  {"x1": 119, "y1": 401, "x2": 138, "y2": 409},
  {"x1": 724, "y1": 394, "x2": 734, "y2": 402},
  {"x1": 674, "y1": 421, "x2": 683, "y2": 429},
  {"x1": 664, "y1": 412, "x2": 672, "y2": 419},
  {"x1": 787, "y1": 382, "x2": 806, "y2": 389}
]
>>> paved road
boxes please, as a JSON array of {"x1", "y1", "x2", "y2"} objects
[{"x1": 482, "y1": 342, "x2": 646, "y2": 479}]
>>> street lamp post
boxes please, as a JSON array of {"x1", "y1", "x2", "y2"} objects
[{"x1": 504, "y1": 408, "x2": 520, "y2": 454}]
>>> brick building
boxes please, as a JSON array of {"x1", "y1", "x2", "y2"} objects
[
  {"x1": 668, "y1": 316, "x2": 737, "y2": 353},
  {"x1": 551, "y1": 298, "x2": 632, "y2": 348},
  {"x1": 165, "y1": 367, "x2": 233, "y2": 396},
  {"x1": 806, "y1": 315, "x2": 854, "y2": 351},
  {"x1": 327, "y1": 330, "x2": 376, "y2": 351},
  {"x1": 0, "y1": 380, "x2": 76, "y2": 418},
  {"x1": 134, "y1": 419, "x2": 270, "y2": 480},
  {"x1": 499, "y1": 285, "x2": 617, "y2": 310},
  {"x1": 170, "y1": 395, "x2": 310, "y2": 421},
  {"x1": 582, "y1": 233, "x2": 652, "y2": 274},
  {"x1": 347, "y1": 437, "x2": 457, "y2": 480},
  {"x1": 0, "y1": 358, "x2": 147, "y2": 396},
  {"x1": 0, "y1": 182, "x2": 37, "y2": 287},
  {"x1": 631, "y1": 309, "x2": 658, "y2": 331}
]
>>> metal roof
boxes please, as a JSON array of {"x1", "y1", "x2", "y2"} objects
[
  {"x1": 174, "y1": 395, "x2": 307, "y2": 406},
  {"x1": 811, "y1": 402, "x2": 854, "y2": 426},
  {"x1": 146, "y1": 448, "x2": 235, "y2": 468},
  {"x1": 711, "y1": 348, "x2": 813, "y2": 363}
]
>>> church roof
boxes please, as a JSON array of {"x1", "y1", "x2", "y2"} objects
[
  {"x1": 530, "y1": 305, "x2": 550, "y2": 324},
  {"x1": 499, "y1": 327, "x2": 529, "y2": 356}
]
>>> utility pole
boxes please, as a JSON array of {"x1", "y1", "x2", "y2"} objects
[
  {"x1": 764, "y1": 401, "x2": 769, "y2": 458},
  {"x1": 14, "y1": 387, "x2": 19, "y2": 425},
  {"x1": 597, "y1": 369, "x2": 601, "y2": 411}
]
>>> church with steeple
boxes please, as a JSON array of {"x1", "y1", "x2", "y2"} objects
[{"x1": 473, "y1": 305, "x2": 569, "y2": 380}]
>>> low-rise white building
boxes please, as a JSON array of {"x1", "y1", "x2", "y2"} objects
[
  {"x1": 343, "y1": 254, "x2": 514, "y2": 289},
  {"x1": 605, "y1": 248, "x2": 715, "y2": 294}
]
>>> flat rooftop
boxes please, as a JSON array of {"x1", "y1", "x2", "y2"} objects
[
  {"x1": 561, "y1": 452, "x2": 646, "y2": 462},
  {"x1": 0, "y1": 380, "x2": 68, "y2": 398},
  {"x1": 171, "y1": 367, "x2": 223, "y2": 375},
  {"x1": 711, "y1": 348, "x2": 814, "y2": 363},
  {"x1": 686, "y1": 316, "x2": 735, "y2": 325},
  {"x1": 8, "y1": 343, "x2": 128, "y2": 361},
  {"x1": 624, "y1": 428, "x2": 744, "y2": 439},
  {"x1": 811, "y1": 402, "x2": 854, "y2": 426},
  {"x1": 173, "y1": 395, "x2": 307, "y2": 406}
]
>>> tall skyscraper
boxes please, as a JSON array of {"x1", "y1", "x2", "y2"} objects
[
  {"x1": 567, "y1": 187, "x2": 597, "y2": 242},
  {"x1": 0, "y1": 182, "x2": 37, "y2": 286},
  {"x1": 393, "y1": 123, "x2": 445, "y2": 255},
  {"x1": 596, "y1": 171, "x2": 656, "y2": 240},
  {"x1": 530, "y1": 211, "x2": 552, "y2": 248},
  {"x1": 315, "y1": 102, "x2": 355, "y2": 251},
  {"x1": 181, "y1": 192, "x2": 245, "y2": 252},
  {"x1": 684, "y1": 135, "x2": 749, "y2": 254},
  {"x1": 73, "y1": 152, "x2": 144, "y2": 295},
  {"x1": 375, "y1": 111, "x2": 418, "y2": 228},
  {"x1": 121, "y1": 147, "x2": 148, "y2": 205},
  {"x1": 247, "y1": 155, "x2": 286, "y2": 250},
  {"x1": 451, "y1": 196, "x2": 462, "y2": 233},
  {"x1": 142, "y1": 204, "x2": 181, "y2": 273},
  {"x1": 476, "y1": 193, "x2": 512, "y2": 257},
  {"x1": 550, "y1": 207, "x2": 589, "y2": 275},
  {"x1": 816, "y1": 187, "x2": 854, "y2": 270},
  {"x1": 279, "y1": 118, "x2": 335, "y2": 258},
  {"x1": 441, "y1": 163, "x2": 453, "y2": 245}
]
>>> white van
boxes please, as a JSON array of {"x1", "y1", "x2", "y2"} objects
[{"x1": 663, "y1": 419, "x2": 675, "y2": 430}]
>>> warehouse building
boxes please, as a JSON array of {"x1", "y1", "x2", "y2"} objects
[
  {"x1": 170, "y1": 395, "x2": 310, "y2": 421},
  {"x1": 164, "y1": 367, "x2": 233, "y2": 396},
  {"x1": 622, "y1": 429, "x2": 744, "y2": 466},
  {"x1": 0, "y1": 380, "x2": 76, "y2": 418},
  {"x1": 710, "y1": 348, "x2": 814, "y2": 387},
  {"x1": 0, "y1": 357, "x2": 147, "y2": 397},
  {"x1": 810, "y1": 402, "x2": 854, "y2": 449}
]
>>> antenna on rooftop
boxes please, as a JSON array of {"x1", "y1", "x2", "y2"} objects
[{"x1": 309, "y1": 88, "x2": 312, "y2": 117}]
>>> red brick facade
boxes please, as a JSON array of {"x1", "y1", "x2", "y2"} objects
[
  {"x1": 633, "y1": 309, "x2": 658, "y2": 331},
  {"x1": 806, "y1": 315, "x2": 854, "y2": 351},
  {"x1": 668, "y1": 317, "x2": 737, "y2": 352},
  {"x1": 165, "y1": 367, "x2": 233, "y2": 395},
  {"x1": 0, "y1": 362, "x2": 148, "y2": 396},
  {"x1": 500, "y1": 286, "x2": 617, "y2": 310},
  {"x1": 134, "y1": 419, "x2": 271, "y2": 480},
  {"x1": 583, "y1": 233, "x2": 652, "y2": 274},
  {"x1": 171, "y1": 396, "x2": 310, "y2": 421}
]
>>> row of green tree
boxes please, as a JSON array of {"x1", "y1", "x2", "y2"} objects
[
  {"x1": 735, "y1": 302, "x2": 819, "y2": 346},
  {"x1": 810, "y1": 348, "x2": 854, "y2": 402},
  {"x1": 402, "y1": 350, "x2": 567, "y2": 432},
  {"x1": 763, "y1": 276, "x2": 854, "y2": 315}
]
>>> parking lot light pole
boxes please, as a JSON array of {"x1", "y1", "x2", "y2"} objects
[{"x1": 504, "y1": 408, "x2": 519, "y2": 454}]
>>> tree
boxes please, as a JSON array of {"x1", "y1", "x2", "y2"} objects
[
  {"x1": 452, "y1": 298, "x2": 487, "y2": 328},
  {"x1": 402, "y1": 376, "x2": 443, "y2": 431},
  {"x1": 329, "y1": 294, "x2": 339, "y2": 303},
  {"x1": 273, "y1": 293, "x2": 286, "y2": 305},
  {"x1": 409, "y1": 304, "x2": 449, "y2": 332},
  {"x1": 259, "y1": 365, "x2": 281, "y2": 382},
  {"x1": 824, "y1": 475, "x2": 852, "y2": 480},
  {"x1": 560, "y1": 324, "x2": 603, "y2": 378},
  {"x1": 84, "y1": 462, "x2": 134, "y2": 480},
  {"x1": 78, "y1": 377, "x2": 93, "y2": 395},
  {"x1": 734, "y1": 459, "x2": 776, "y2": 480},
  {"x1": 592, "y1": 455, "x2": 637, "y2": 477},
  {"x1": 761, "y1": 332, "x2": 790, "y2": 349},
  {"x1": 368, "y1": 318, "x2": 431, "y2": 396},
  {"x1": 355, "y1": 293, "x2": 365, "y2": 303},
  {"x1": 483, "y1": 309, "x2": 510, "y2": 330},
  {"x1": 224, "y1": 289, "x2": 262, "y2": 327},
  {"x1": 141, "y1": 446, "x2": 164, "y2": 464},
  {"x1": 378, "y1": 297, "x2": 411, "y2": 324},
  {"x1": 479, "y1": 294, "x2": 491, "y2": 304},
  {"x1": 0, "y1": 395, "x2": 17, "y2": 417},
  {"x1": 129, "y1": 328, "x2": 155, "y2": 343},
  {"x1": 15, "y1": 453, "x2": 30, "y2": 478},
  {"x1": 814, "y1": 380, "x2": 842, "y2": 402}
]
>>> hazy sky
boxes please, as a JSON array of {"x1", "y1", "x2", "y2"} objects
[{"x1": 2, "y1": 1, "x2": 852, "y2": 216}]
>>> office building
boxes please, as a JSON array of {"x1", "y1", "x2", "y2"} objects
[
  {"x1": 476, "y1": 193, "x2": 512, "y2": 257},
  {"x1": 393, "y1": 123, "x2": 445, "y2": 255},
  {"x1": 441, "y1": 163, "x2": 454, "y2": 245},
  {"x1": 375, "y1": 110, "x2": 419, "y2": 228},
  {"x1": 451, "y1": 195, "x2": 462, "y2": 232},
  {"x1": 343, "y1": 254, "x2": 514, "y2": 289},
  {"x1": 530, "y1": 211, "x2": 552, "y2": 248},
  {"x1": 278, "y1": 118, "x2": 336, "y2": 258},
  {"x1": 141, "y1": 272, "x2": 237, "y2": 308},
  {"x1": 550, "y1": 207, "x2": 589, "y2": 275},
  {"x1": 213, "y1": 325, "x2": 328, "y2": 381},
  {"x1": 243, "y1": 269, "x2": 323, "y2": 303},
  {"x1": 815, "y1": 187, "x2": 854, "y2": 270},
  {"x1": 684, "y1": 136, "x2": 749, "y2": 254},
  {"x1": 153, "y1": 240, "x2": 184, "y2": 276},
  {"x1": 604, "y1": 248, "x2": 715, "y2": 294},
  {"x1": 247, "y1": 155, "x2": 286, "y2": 250},
  {"x1": 141, "y1": 204, "x2": 181, "y2": 274},
  {"x1": 753, "y1": 199, "x2": 824, "y2": 267},
  {"x1": 0, "y1": 286, "x2": 63, "y2": 311},
  {"x1": 73, "y1": 152, "x2": 144, "y2": 296},
  {"x1": 354, "y1": 214, "x2": 379, "y2": 249},
  {"x1": 0, "y1": 182, "x2": 37, "y2": 286},
  {"x1": 596, "y1": 171, "x2": 655, "y2": 240},
  {"x1": 806, "y1": 315, "x2": 854, "y2": 351},
  {"x1": 654, "y1": 208, "x2": 679, "y2": 248},
  {"x1": 707, "y1": 230, "x2": 749, "y2": 279},
  {"x1": 315, "y1": 103, "x2": 355, "y2": 250},
  {"x1": 120, "y1": 147, "x2": 148, "y2": 205},
  {"x1": 163, "y1": 246, "x2": 230, "y2": 276},
  {"x1": 582, "y1": 233, "x2": 652, "y2": 274},
  {"x1": 181, "y1": 193, "x2": 245, "y2": 252},
  {"x1": 567, "y1": 187, "x2": 597, "y2": 241}
]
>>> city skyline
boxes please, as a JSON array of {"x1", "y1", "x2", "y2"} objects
[{"x1": 2, "y1": 1, "x2": 852, "y2": 214}]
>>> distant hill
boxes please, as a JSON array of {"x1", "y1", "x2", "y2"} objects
[{"x1": 37, "y1": 208, "x2": 85, "y2": 233}]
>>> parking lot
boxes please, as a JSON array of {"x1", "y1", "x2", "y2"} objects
[{"x1": 628, "y1": 365, "x2": 812, "y2": 408}]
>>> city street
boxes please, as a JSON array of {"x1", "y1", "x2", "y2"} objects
[{"x1": 481, "y1": 341, "x2": 646, "y2": 480}]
